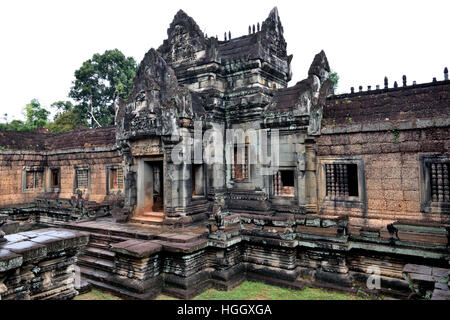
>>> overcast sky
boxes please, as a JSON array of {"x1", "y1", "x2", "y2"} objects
[{"x1": 0, "y1": 0, "x2": 448, "y2": 121}]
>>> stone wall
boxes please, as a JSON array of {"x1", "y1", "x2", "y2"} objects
[
  {"x1": 0, "y1": 127, "x2": 123, "y2": 207},
  {"x1": 317, "y1": 81, "x2": 450, "y2": 228}
]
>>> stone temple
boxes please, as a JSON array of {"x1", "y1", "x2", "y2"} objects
[{"x1": 0, "y1": 8, "x2": 449, "y2": 300}]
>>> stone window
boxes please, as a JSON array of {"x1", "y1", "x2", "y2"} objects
[
  {"x1": 232, "y1": 141, "x2": 249, "y2": 181},
  {"x1": 420, "y1": 155, "x2": 450, "y2": 214},
  {"x1": 50, "y1": 168, "x2": 60, "y2": 188},
  {"x1": 317, "y1": 157, "x2": 366, "y2": 208},
  {"x1": 23, "y1": 167, "x2": 44, "y2": 192},
  {"x1": 76, "y1": 170, "x2": 88, "y2": 188},
  {"x1": 430, "y1": 163, "x2": 449, "y2": 202},
  {"x1": 325, "y1": 164, "x2": 359, "y2": 197},
  {"x1": 46, "y1": 167, "x2": 61, "y2": 192},
  {"x1": 106, "y1": 165, "x2": 124, "y2": 195},
  {"x1": 74, "y1": 166, "x2": 90, "y2": 193},
  {"x1": 273, "y1": 170, "x2": 295, "y2": 197},
  {"x1": 192, "y1": 164, "x2": 205, "y2": 197},
  {"x1": 109, "y1": 167, "x2": 124, "y2": 190}
]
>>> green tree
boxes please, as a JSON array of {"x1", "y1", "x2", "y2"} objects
[
  {"x1": 47, "y1": 100, "x2": 88, "y2": 133},
  {"x1": 0, "y1": 120, "x2": 26, "y2": 131},
  {"x1": 0, "y1": 99, "x2": 50, "y2": 132},
  {"x1": 24, "y1": 99, "x2": 50, "y2": 129},
  {"x1": 69, "y1": 49, "x2": 137, "y2": 128},
  {"x1": 329, "y1": 70, "x2": 339, "y2": 93},
  {"x1": 51, "y1": 100, "x2": 75, "y2": 119},
  {"x1": 47, "y1": 110, "x2": 87, "y2": 133}
]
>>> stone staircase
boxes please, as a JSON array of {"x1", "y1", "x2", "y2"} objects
[
  {"x1": 78, "y1": 232, "x2": 126, "y2": 275},
  {"x1": 69, "y1": 220, "x2": 208, "y2": 299},
  {"x1": 76, "y1": 231, "x2": 157, "y2": 299}
]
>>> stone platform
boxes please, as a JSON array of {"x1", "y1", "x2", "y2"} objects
[
  {"x1": 54, "y1": 215, "x2": 450, "y2": 300},
  {"x1": 62, "y1": 218, "x2": 211, "y2": 299},
  {"x1": 0, "y1": 228, "x2": 89, "y2": 300},
  {"x1": 65, "y1": 217, "x2": 207, "y2": 239}
]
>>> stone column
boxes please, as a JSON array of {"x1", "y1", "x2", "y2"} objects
[
  {"x1": 296, "y1": 143, "x2": 307, "y2": 208},
  {"x1": 304, "y1": 139, "x2": 318, "y2": 213},
  {"x1": 163, "y1": 136, "x2": 191, "y2": 218},
  {"x1": 119, "y1": 141, "x2": 137, "y2": 214}
]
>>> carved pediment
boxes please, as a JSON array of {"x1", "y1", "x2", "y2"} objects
[
  {"x1": 158, "y1": 10, "x2": 206, "y2": 65},
  {"x1": 261, "y1": 7, "x2": 288, "y2": 60},
  {"x1": 117, "y1": 48, "x2": 205, "y2": 139}
]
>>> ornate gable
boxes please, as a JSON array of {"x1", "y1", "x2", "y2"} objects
[{"x1": 157, "y1": 10, "x2": 206, "y2": 66}]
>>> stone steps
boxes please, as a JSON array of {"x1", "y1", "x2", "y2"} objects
[
  {"x1": 78, "y1": 254, "x2": 115, "y2": 272},
  {"x1": 83, "y1": 277, "x2": 159, "y2": 300},
  {"x1": 89, "y1": 233, "x2": 130, "y2": 244},
  {"x1": 130, "y1": 216, "x2": 164, "y2": 225},
  {"x1": 82, "y1": 246, "x2": 116, "y2": 260},
  {"x1": 79, "y1": 266, "x2": 161, "y2": 300},
  {"x1": 141, "y1": 211, "x2": 165, "y2": 217}
]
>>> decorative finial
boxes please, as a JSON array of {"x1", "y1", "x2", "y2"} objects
[
  {"x1": 249, "y1": 26, "x2": 251, "y2": 35},
  {"x1": 394, "y1": 81, "x2": 398, "y2": 88},
  {"x1": 205, "y1": 33, "x2": 208, "y2": 38},
  {"x1": 359, "y1": 86, "x2": 363, "y2": 92},
  {"x1": 433, "y1": 77, "x2": 437, "y2": 82},
  {"x1": 445, "y1": 67, "x2": 449, "y2": 80},
  {"x1": 350, "y1": 87, "x2": 354, "y2": 93},
  {"x1": 253, "y1": 24, "x2": 255, "y2": 33},
  {"x1": 367, "y1": 85, "x2": 371, "y2": 91},
  {"x1": 257, "y1": 22, "x2": 260, "y2": 32},
  {"x1": 402, "y1": 75, "x2": 407, "y2": 87},
  {"x1": 384, "y1": 77, "x2": 388, "y2": 89},
  {"x1": 228, "y1": 31, "x2": 231, "y2": 40},
  {"x1": 224, "y1": 32, "x2": 227, "y2": 41}
]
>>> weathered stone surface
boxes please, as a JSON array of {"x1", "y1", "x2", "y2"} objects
[
  {"x1": 1, "y1": 240, "x2": 47, "y2": 262},
  {"x1": 111, "y1": 240, "x2": 162, "y2": 258},
  {"x1": 0, "y1": 248, "x2": 23, "y2": 272},
  {"x1": 0, "y1": 228, "x2": 88, "y2": 300}
]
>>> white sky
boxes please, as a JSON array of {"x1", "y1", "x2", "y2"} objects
[{"x1": 0, "y1": 0, "x2": 448, "y2": 121}]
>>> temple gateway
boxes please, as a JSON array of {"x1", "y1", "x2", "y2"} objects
[{"x1": 0, "y1": 8, "x2": 449, "y2": 300}]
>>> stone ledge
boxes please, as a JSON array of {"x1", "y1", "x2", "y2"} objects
[
  {"x1": 156, "y1": 238, "x2": 208, "y2": 253},
  {"x1": 0, "y1": 248, "x2": 23, "y2": 272},
  {"x1": 0, "y1": 145, "x2": 118, "y2": 156},
  {"x1": 111, "y1": 239, "x2": 162, "y2": 258},
  {"x1": 321, "y1": 117, "x2": 450, "y2": 135},
  {"x1": 0, "y1": 228, "x2": 89, "y2": 271}
]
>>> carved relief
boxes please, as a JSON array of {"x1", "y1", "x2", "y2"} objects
[{"x1": 158, "y1": 10, "x2": 206, "y2": 66}]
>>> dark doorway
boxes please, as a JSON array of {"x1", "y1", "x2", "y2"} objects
[
  {"x1": 151, "y1": 161, "x2": 164, "y2": 212},
  {"x1": 140, "y1": 160, "x2": 164, "y2": 214}
]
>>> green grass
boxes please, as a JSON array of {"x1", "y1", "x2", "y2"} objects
[
  {"x1": 76, "y1": 281, "x2": 366, "y2": 300},
  {"x1": 158, "y1": 281, "x2": 366, "y2": 300},
  {"x1": 74, "y1": 289, "x2": 122, "y2": 300},
  {"x1": 199, "y1": 282, "x2": 364, "y2": 300}
]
